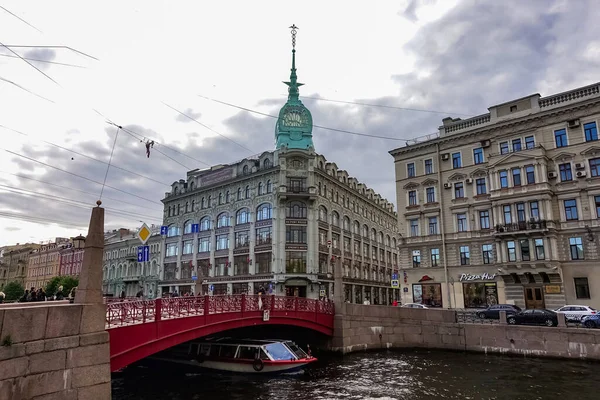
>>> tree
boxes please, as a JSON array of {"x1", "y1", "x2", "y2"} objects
[
  {"x1": 3, "y1": 281, "x2": 24, "y2": 301},
  {"x1": 45, "y1": 276, "x2": 79, "y2": 298}
]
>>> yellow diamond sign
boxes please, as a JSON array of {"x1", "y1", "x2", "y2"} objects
[{"x1": 137, "y1": 223, "x2": 152, "y2": 244}]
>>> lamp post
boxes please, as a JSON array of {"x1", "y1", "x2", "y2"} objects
[{"x1": 73, "y1": 235, "x2": 86, "y2": 250}]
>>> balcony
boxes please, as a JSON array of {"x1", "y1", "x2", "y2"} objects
[
  {"x1": 278, "y1": 185, "x2": 317, "y2": 201},
  {"x1": 494, "y1": 220, "x2": 554, "y2": 236}
]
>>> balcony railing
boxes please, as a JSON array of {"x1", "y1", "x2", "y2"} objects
[{"x1": 495, "y1": 220, "x2": 549, "y2": 233}]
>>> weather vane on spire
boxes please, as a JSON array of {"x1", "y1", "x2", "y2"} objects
[{"x1": 289, "y1": 24, "x2": 298, "y2": 49}]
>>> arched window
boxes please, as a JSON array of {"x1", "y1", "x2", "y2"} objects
[
  {"x1": 258, "y1": 182, "x2": 263, "y2": 195},
  {"x1": 392, "y1": 238, "x2": 397, "y2": 248},
  {"x1": 264, "y1": 159, "x2": 272, "y2": 169},
  {"x1": 183, "y1": 220, "x2": 193, "y2": 234},
  {"x1": 353, "y1": 221, "x2": 360, "y2": 235},
  {"x1": 167, "y1": 224, "x2": 180, "y2": 237},
  {"x1": 257, "y1": 203, "x2": 272, "y2": 221},
  {"x1": 225, "y1": 191, "x2": 230, "y2": 203},
  {"x1": 343, "y1": 216, "x2": 350, "y2": 231},
  {"x1": 236, "y1": 208, "x2": 250, "y2": 225},
  {"x1": 318, "y1": 182, "x2": 322, "y2": 195},
  {"x1": 371, "y1": 228, "x2": 377, "y2": 240},
  {"x1": 174, "y1": 187, "x2": 179, "y2": 195},
  {"x1": 267, "y1": 180, "x2": 272, "y2": 193},
  {"x1": 332, "y1": 211, "x2": 340, "y2": 226},
  {"x1": 237, "y1": 188, "x2": 242, "y2": 200},
  {"x1": 386, "y1": 235, "x2": 391, "y2": 247},
  {"x1": 201, "y1": 197, "x2": 205, "y2": 208},
  {"x1": 319, "y1": 206, "x2": 328, "y2": 222},
  {"x1": 217, "y1": 212, "x2": 230, "y2": 228},
  {"x1": 362, "y1": 225, "x2": 369, "y2": 238},
  {"x1": 207, "y1": 195, "x2": 212, "y2": 207},
  {"x1": 335, "y1": 192, "x2": 339, "y2": 203},
  {"x1": 245, "y1": 185, "x2": 250, "y2": 198},
  {"x1": 243, "y1": 165, "x2": 249, "y2": 175},
  {"x1": 379, "y1": 232, "x2": 384, "y2": 243},
  {"x1": 191, "y1": 200, "x2": 195, "y2": 212},
  {"x1": 177, "y1": 204, "x2": 181, "y2": 215},
  {"x1": 218, "y1": 193, "x2": 223, "y2": 205},
  {"x1": 189, "y1": 181, "x2": 194, "y2": 191},
  {"x1": 200, "y1": 216, "x2": 211, "y2": 231},
  {"x1": 168, "y1": 206, "x2": 172, "y2": 217},
  {"x1": 286, "y1": 201, "x2": 307, "y2": 219}
]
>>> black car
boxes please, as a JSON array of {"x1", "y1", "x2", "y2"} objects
[
  {"x1": 477, "y1": 304, "x2": 522, "y2": 320},
  {"x1": 507, "y1": 309, "x2": 558, "y2": 327}
]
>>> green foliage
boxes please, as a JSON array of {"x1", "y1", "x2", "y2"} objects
[
  {"x1": 3, "y1": 281, "x2": 24, "y2": 301},
  {"x1": 1, "y1": 335, "x2": 12, "y2": 347},
  {"x1": 45, "y1": 276, "x2": 79, "y2": 298}
]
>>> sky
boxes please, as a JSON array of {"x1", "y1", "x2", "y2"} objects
[{"x1": 1, "y1": 0, "x2": 599, "y2": 247}]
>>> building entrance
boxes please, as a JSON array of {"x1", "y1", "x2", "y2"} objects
[
  {"x1": 285, "y1": 286, "x2": 307, "y2": 297},
  {"x1": 524, "y1": 286, "x2": 545, "y2": 309}
]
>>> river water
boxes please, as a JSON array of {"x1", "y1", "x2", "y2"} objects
[{"x1": 112, "y1": 350, "x2": 599, "y2": 399}]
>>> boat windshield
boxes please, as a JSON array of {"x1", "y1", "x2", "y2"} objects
[
  {"x1": 264, "y1": 342, "x2": 296, "y2": 361},
  {"x1": 284, "y1": 341, "x2": 308, "y2": 358}
]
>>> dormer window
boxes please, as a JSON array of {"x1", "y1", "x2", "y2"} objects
[
  {"x1": 510, "y1": 105, "x2": 517, "y2": 112},
  {"x1": 243, "y1": 165, "x2": 249, "y2": 175}
]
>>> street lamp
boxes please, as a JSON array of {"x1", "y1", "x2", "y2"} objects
[{"x1": 73, "y1": 235, "x2": 86, "y2": 249}]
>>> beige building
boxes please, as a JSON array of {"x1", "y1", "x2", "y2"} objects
[
  {"x1": 0, "y1": 243, "x2": 39, "y2": 288},
  {"x1": 26, "y1": 238, "x2": 69, "y2": 290},
  {"x1": 390, "y1": 82, "x2": 600, "y2": 310}
]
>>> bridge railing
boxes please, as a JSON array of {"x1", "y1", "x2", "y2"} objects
[{"x1": 105, "y1": 295, "x2": 334, "y2": 328}]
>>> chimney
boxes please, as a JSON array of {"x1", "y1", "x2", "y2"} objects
[{"x1": 119, "y1": 228, "x2": 129, "y2": 238}]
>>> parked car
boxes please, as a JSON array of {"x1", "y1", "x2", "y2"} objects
[
  {"x1": 507, "y1": 309, "x2": 558, "y2": 327},
  {"x1": 402, "y1": 303, "x2": 428, "y2": 309},
  {"x1": 581, "y1": 314, "x2": 600, "y2": 328},
  {"x1": 554, "y1": 305, "x2": 597, "y2": 323},
  {"x1": 477, "y1": 304, "x2": 522, "y2": 320}
]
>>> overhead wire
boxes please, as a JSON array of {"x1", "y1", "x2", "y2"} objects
[
  {"x1": 0, "y1": 40, "x2": 60, "y2": 85},
  {"x1": 1, "y1": 45, "x2": 99, "y2": 60},
  {"x1": 0, "y1": 211, "x2": 86, "y2": 229},
  {"x1": 0, "y1": 53, "x2": 86, "y2": 68},
  {"x1": 0, "y1": 5, "x2": 43, "y2": 33},
  {"x1": 99, "y1": 125, "x2": 120, "y2": 201},
  {"x1": 0, "y1": 76, "x2": 54, "y2": 103}
]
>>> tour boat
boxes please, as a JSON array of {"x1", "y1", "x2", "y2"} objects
[{"x1": 153, "y1": 337, "x2": 317, "y2": 374}]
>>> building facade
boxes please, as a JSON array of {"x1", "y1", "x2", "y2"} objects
[
  {"x1": 159, "y1": 29, "x2": 401, "y2": 302},
  {"x1": 102, "y1": 228, "x2": 162, "y2": 298},
  {"x1": 0, "y1": 243, "x2": 39, "y2": 288},
  {"x1": 390, "y1": 82, "x2": 600, "y2": 309},
  {"x1": 26, "y1": 239, "x2": 69, "y2": 289},
  {"x1": 58, "y1": 244, "x2": 84, "y2": 278}
]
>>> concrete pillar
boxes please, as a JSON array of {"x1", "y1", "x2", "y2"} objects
[
  {"x1": 75, "y1": 203, "x2": 105, "y2": 304},
  {"x1": 499, "y1": 310, "x2": 507, "y2": 324}
]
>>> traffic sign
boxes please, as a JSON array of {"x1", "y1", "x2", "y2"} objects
[
  {"x1": 137, "y1": 246, "x2": 144, "y2": 262},
  {"x1": 391, "y1": 279, "x2": 399, "y2": 289},
  {"x1": 209, "y1": 284, "x2": 214, "y2": 292},
  {"x1": 392, "y1": 273, "x2": 398, "y2": 280},
  {"x1": 137, "y1": 223, "x2": 152, "y2": 244},
  {"x1": 319, "y1": 289, "x2": 326, "y2": 297},
  {"x1": 192, "y1": 224, "x2": 199, "y2": 233},
  {"x1": 137, "y1": 245, "x2": 150, "y2": 262},
  {"x1": 327, "y1": 240, "x2": 331, "y2": 248},
  {"x1": 191, "y1": 275, "x2": 198, "y2": 281},
  {"x1": 160, "y1": 225, "x2": 168, "y2": 235}
]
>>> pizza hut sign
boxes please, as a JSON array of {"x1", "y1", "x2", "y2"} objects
[{"x1": 459, "y1": 272, "x2": 497, "y2": 282}]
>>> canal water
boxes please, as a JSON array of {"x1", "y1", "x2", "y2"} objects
[{"x1": 112, "y1": 349, "x2": 599, "y2": 399}]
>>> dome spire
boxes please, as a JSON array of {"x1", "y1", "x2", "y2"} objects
[{"x1": 284, "y1": 24, "x2": 303, "y2": 102}]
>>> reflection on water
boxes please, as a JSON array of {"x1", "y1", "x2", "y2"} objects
[{"x1": 112, "y1": 349, "x2": 599, "y2": 400}]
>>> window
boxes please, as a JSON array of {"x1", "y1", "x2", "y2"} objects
[
  {"x1": 554, "y1": 129, "x2": 567, "y2": 148},
  {"x1": 217, "y1": 213, "x2": 230, "y2": 228},
  {"x1": 198, "y1": 237, "x2": 210, "y2": 253},
  {"x1": 409, "y1": 219, "x2": 419, "y2": 237},
  {"x1": 529, "y1": 201, "x2": 539, "y2": 220},
  {"x1": 243, "y1": 165, "x2": 249, "y2": 175},
  {"x1": 507, "y1": 241, "x2": 516, "y2": 262},
  {"x1": 516, "y1": 203, "x2": 526, "y2": 223},
  {"x1": 452, "y1": 152, "x2": 462, "y2": 169},
  {"x1": 499, "y1": 170, "x2": 508, "y2": 188},
  {"x1": 199, "y1": 217, "x2": 211, "y2": 231},
  {"x1": 428, "y1": 217, "x2": 438, "y2": 235},
  {"x1": 512, "y1": 168, "x2": 521, "y2": 186},
  {"x1": 534, "y1": 239, "x2": 545, "y2": 260},
  {"x1": 255, "y1": 252, "x2": 272, "y2": 274},
  {"x1": 235, "y1": 231, "x2": 249, "y2": 247},
  {"x1": 476, "y1": 178, "x2": 487, "y2": 195},
  {"x1": 426, "y1": 187, "x2": 435, "y2": 203},
  {"x1": 183, "y1": 240, "x2": 193, "y2": 255},
  {"x1": 183, "y1": 220, "x2": 193, "y2": 234},
  {"x1": 559, "y1": 163, "x2": 572, "y2": 181},
  {"x1": 431, "y1": 249, "x2": 440, "y2": 267},
  {"x1": 245, "y1": 186, "x2": 250, "y2": 198},
  {"x1": 286, "y1": 226, "x2": 307, "y2": 244},
  {"x1": 512, "y1": 138, "x2": 522, "y2": 152},
  {"x1": 266, "y1": 180, "x2": 272, "y2": 193},
  {"x1": 236, "y1": 209, "x2": 250, "y2": 225},
  {"x1": 256, "y1": 203, "x2": 272, "y2": 220},
  {"x1": 596, "y1": 195, "x2": 600, "y2": 218},
  {"x1": 286, "y1": 252, "x2": 306, "y2": 274},
  {"x1": 407, "y1": 163, "x2": 415, "y2": 177},
  {"x1": 237, "y1": 188, "x2": 242, "y2": 200},
  {"x1": 408, "y1": 190, "x2": 417, "y2": 206},
  {"x1": 473, "y1": 148, "x2": 484, "y2": 164},
  {"x1": 525, "y1": 135, "x2": 535, "y2": 149},
  {"x1": 500, "y1": 142, "x2": 509, "y2": 155},
  {"x1": 584, "y1": 122, "x2": 598, "y2": 142},
  {"x1": 482, "y1": 244, "x2": 493, "y2": 264},
  {"x1": 167, "y1": 226, "x2": 180, "y2": 237},
  {"x1": 503, "y1": 205, "x2": 512, "y2": 224},
  {"x1": 457, "y1": 213, "x2": 467, "y2": 232},
  {"x1": 256, "y1": 227, "x2": 272, "y2": 245},
  {"x1": 479, "y1": 210, "x2": 490, "y2": 229},
  {"x1": 264, "y1": 158, "x2": 272, "y2": 169},
  {"x1": 166, "y1": 243, "x2": 178, "y2": 257},
  {"x1": 564, "y1": 199, "x2": 578, "y2": 221},
  {"x1": 525, "y1": 165, "x2": 535, "y2": 184},
  {"x1": 454, "y1": 182, "x2": 464, "y2": 198},
  {"x1": 286, "y1": 201, "x2": 307, "y2": 219},
  {"x1": 574, "y1": 277, "x2": 590, "y2": 299},
  {"x1": 460, "y1": 246, "x2": 470, "y2": 265},
  {"x1": 569, "y1": 237, "x2": 584, "y2": 260},
  {"x1": 520, "y1": 239, "x2": 530, "y2": 261},
  {"x1": 258, "y1": 182, "x2": 263, "y2": 195},
  {"x1": 216, "y1": 234, "x2": 229, "y2": 250},
  {"x1": 425, "y1": 159, "x2": 433, "y2": 175},
  {"x1": 591, "y1": 158, "x2": 600, "y2": 177},
  {"x1": 412, "y1": 251, "x2": 421, "y2": 268}
]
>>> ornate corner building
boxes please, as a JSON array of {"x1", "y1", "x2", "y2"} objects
[
  {"x1": 158, "y1": 27, "x2": 401, "y2": 302},
  {"x1": 390, "y1": 82, "x2": 600, "y2": 310}
]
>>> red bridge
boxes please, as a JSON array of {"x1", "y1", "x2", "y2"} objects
[{"x1": 106, "y1": 295, "x2": 335, "y2": 372}]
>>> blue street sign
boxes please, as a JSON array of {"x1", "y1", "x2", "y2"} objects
[
  {"x1": 137, "y1": 245, "x2": 150, "y2": 262},
  {"x1": 209, "y1": 284, "x2": 214, "y2": 292},
  {"x1": 191, "y1": 224, "x2": 199, "y2": 233},
  {"x1": 143, "y1": 245, "x2": 150, "y2": 262},
  {"x1": 191, "y1": 275, "x2": 198, "y2": 281},
  {"x1": 137, "y1": 246, "x2": 144, "y2": 262},
  {"x1": 160, "y1": 225, "x2": 168, "y2": 235},
  {"x1": 392, "y1": 273, "x2": 398, "y2": 280}
]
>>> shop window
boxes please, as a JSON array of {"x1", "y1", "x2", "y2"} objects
[
  {"x1": 463, "y1": 282, "x2": 498, "y2": 308},
  {"x1": 412, "y1": 283, "x2": 442, "y2": 308}
]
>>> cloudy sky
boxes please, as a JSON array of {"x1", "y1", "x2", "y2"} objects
[{"x1": 1, "y1": 0, "x2": 599, "y2": 247}]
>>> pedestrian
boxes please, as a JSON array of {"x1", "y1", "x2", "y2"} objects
[
  {"x1": 120, "y1": 290, "x2": 126, "y2": 300},
  {"x1": 392, "y1": 299, "x2": 398, "y2": 307},
  {"x1": 0, "y1": 291, "x2": 5, "y2": 304},
  {"x1": 55, "y1": 285, "x2": 64, "y2": 300},
  {"x1": 37, "y1": 288, "x2": 46, "y2": 302},
  {"x1": 20, "y1": 290, "x2": 29, "y2": 302}
]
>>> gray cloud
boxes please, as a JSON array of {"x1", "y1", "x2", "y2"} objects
[
  {"x1": 175, "y1": 108, "x2": 202, "y2": 123},
  {"x1": 5, "y1": 227, "x2": 21, "y2": 232},
  {"x1": 22, "y1": 48, "x2": 57, "y2": 71}
]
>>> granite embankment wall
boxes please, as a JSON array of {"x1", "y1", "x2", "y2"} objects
[
  {"x1": 330, "y1": 304, "x2": 600, "y2": 360},
  {"x1": 0, "y1": 302, "x2": 111, "y2": 400}
]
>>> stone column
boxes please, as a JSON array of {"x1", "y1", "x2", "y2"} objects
[{"x1": 75, "y1": 202, "x2": 105, "y2": 304}]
